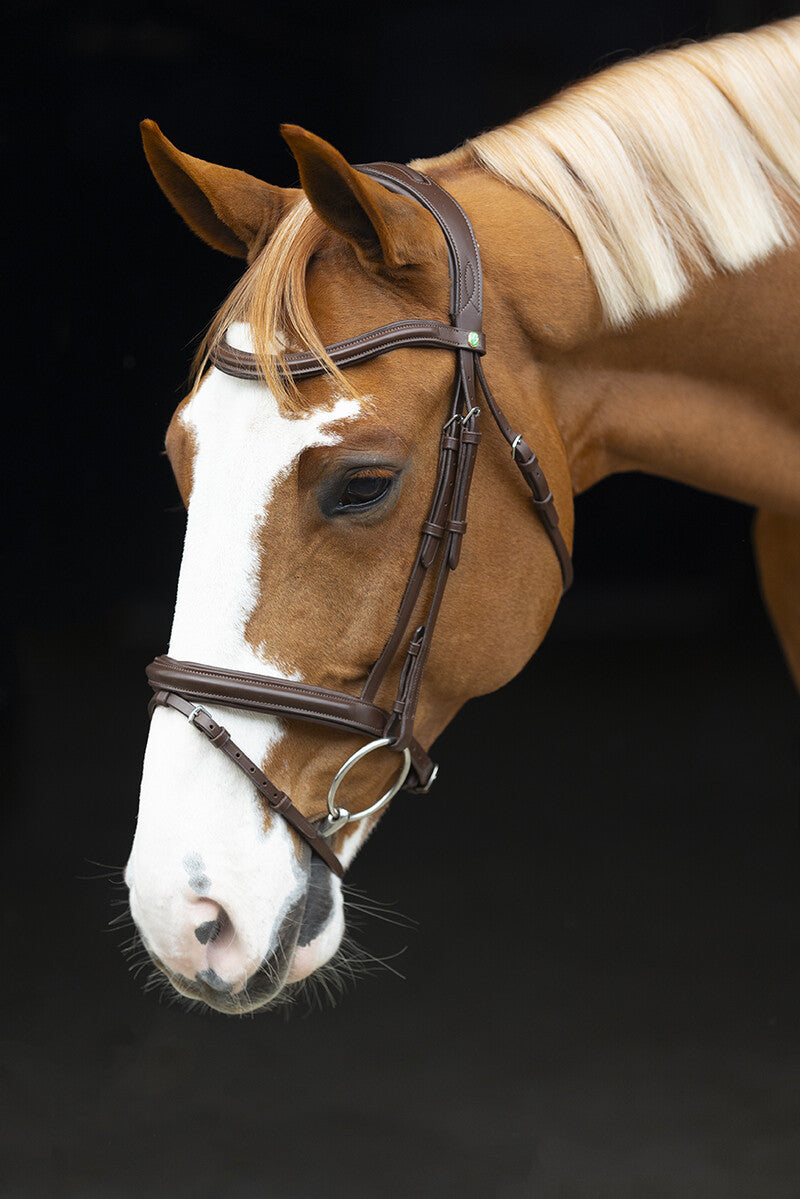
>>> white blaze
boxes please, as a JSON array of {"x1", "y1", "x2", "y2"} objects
[{"x1": 127, "y1": 326, "x2": 359, "y2": 987}]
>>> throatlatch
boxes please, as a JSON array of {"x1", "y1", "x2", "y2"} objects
[{"x1": 147, "y1": 162, "x2": 572, "y2": 877}]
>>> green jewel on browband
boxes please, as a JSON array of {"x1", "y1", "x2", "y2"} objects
[{"x1": 468, "y1": 331, "x2": 480, "y2": 348}]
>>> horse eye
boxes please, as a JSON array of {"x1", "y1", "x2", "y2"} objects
[{"x1": 336, "y1": 474, "x2": 393, "y2": 511}]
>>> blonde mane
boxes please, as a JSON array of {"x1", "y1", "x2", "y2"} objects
[
  {"x1": 416, "y1": 18, "x2": 800, "y2": 327},
  {"x1": 198, "y1": 18, "x2": 800, "y2": 408}
]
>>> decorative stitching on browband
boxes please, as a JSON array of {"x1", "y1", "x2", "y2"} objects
[
  {"x1": 210, "y1": 322, "x2": 486, "y2": 382},
  {"x1": 320, "y1": 321, "x2": 467, "y2": 347},
  {"x1": 358, "y1": 164, "x2": 483, "y2": 321},
  {"x1": 292, "y1": 321, "x2": 455, "y2": 355},
  {"x1": 462, "y1": 262, "x2": 476, "y2": 311}
]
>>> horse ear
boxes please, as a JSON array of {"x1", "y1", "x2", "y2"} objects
[
  {"x1": 140, "y1": 120, "x2": 298, "y2": 261},
  {"x1": 280, "y1": 125, "x2": 439, "y2": 269}
]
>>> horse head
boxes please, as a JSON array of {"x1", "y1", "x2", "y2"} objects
[{"x1": 125, "y1": 121, "x2": 575, "y2": 1012}]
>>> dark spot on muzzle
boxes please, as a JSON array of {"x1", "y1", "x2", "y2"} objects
[
  {"x1": 196, "y1": 967, "x2": 233, "y2": 993},
  {"x1": 182, "y1": 851, "x2": 211, "y2": 895}
]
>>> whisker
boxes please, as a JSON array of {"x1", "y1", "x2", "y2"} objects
[{"x1": 343, "y1": 902, "x2": 416, "y2": 930}]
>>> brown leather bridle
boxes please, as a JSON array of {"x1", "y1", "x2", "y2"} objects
[{"x1": 146, "y1": 162, "x2": 572, "y2": 878}]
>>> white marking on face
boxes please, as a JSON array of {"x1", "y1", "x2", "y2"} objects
[{"x1": 126, "y1": 325, "x2": 360, "y2": 994}]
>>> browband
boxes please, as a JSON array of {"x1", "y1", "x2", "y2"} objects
[
  {"x1": 211, "y1": 320, "x2": 485, "y2": 381},
  {"x1": 149, "y1": 160, "x2": 573, "y2": 878}
]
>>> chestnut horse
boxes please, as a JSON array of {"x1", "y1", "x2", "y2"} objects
[{"x1": 127, "y1": 19, "x2": 800, "y2": 1013}]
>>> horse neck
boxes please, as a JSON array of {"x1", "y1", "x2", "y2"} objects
[
  {"x1": 439, "y1": 167, "x2": 800, "y2": 517},
  {"x1": 541, "y1": 244, "x2": 800, "y2": 515}
]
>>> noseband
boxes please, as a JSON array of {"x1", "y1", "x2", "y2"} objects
[{"x1": 146, "y1": 162, "x2": 572, "y2": 878}]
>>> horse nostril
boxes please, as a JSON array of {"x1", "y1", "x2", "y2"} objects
[
  {"x1": 194, "y1": 917, "x2": 223, "y2": 945},
  {"x1": 192, "y1": 902, "x2": 231, "y2": 951}
]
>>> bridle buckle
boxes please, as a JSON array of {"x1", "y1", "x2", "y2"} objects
[{"x1": 317, "y1": 808, "x2": 351, "y2": 837}]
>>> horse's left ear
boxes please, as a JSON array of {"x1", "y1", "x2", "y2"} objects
[{"x1": 281, "y1": 125, "x2": 439, "y2": 269}]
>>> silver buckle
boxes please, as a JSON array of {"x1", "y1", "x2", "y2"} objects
[
  {"x1": 416, "y1": 763, "x2": 439, "y2": 794},
  {"x1": 188, "y1": 705, "x2": 211, "y2": 727}
]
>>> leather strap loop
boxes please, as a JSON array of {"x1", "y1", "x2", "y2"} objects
[{"x1": 420, "y1": 520, "x2": 445, "y2": 539}]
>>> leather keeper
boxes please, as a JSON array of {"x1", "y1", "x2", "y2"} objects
[
  {"x1": 514, "y1": 444, "x2": 552, "y2": 503},
  {"x1": 420, "y1": 443, "x2": 459, "y2": 569},
  {"x1": 420, "y1": 520, "x2": 445, "y2": 539},
  {"x1": 447, "y1": 421, "x2": 482, "y2": 569},
  {"x1": 386, "y1": 627, "x2": 424, "y2": 735},
  {"x1": 207, "y1": 726, "x2": 231, "y2": 748},
  {"x1": 531, "y1": 494, "x2": 560, "y2": 530}
]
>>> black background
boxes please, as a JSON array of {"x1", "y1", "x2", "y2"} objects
[{"x1": 4, "y1": 3, "x2": 800, "y2": 1197}]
